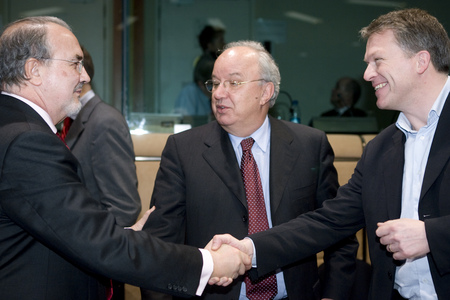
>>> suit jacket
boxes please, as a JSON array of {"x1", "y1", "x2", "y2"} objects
[
  {"x1": 65, "y1": 94, "x2": 141, "y2": 226},
  {"x1": 0, "y1": 95, "x2": 203, "y2": 299},
  {"x1": 144, "y1": 116, "x2": 358, "y2": 300},
  {"x1": 251, "y1": 94, "x2": 450, "y2": 299}
]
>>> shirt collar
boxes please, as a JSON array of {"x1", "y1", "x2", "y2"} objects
[
  {"x1": 1, "y1": 91, "x2": 57, "y2": 133},
  {"x1": 396, "y1": 75, "x2": 450, "y2": 134},
  {"x1": 229, "y1": 115, "x2": 270, "y2": 153}
]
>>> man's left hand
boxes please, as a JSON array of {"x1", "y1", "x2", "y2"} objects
[{"x1": 376, "y1": 218, "x2": 430, "y2": 260}]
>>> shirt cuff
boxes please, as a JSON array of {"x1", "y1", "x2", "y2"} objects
[
  {"x1": 244, "y1": 237, "x2": 257, "y2": 267},
  {"x1": 197, "y1": 249, "x2": 213, "y2": 296}
]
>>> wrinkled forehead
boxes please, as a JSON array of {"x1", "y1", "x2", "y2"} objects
[{"x1": 46, "y1": 23, "x2": 82, "y2": 59}]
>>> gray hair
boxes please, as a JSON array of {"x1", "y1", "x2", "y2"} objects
[
  {"x1": 0, "y1": 16, "x2": 71, "y2": 91},
  {"x1": 223, "y1": 40, "x2": 281, "y2": 107},
  {"x1": 360, "y1": 8, "x2": 450, "y2": 74}
]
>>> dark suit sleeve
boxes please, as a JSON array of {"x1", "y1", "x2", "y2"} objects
[
  {"x1": 314, "y1": 132, "x2": 359, "y2": 300},
  {"x1": 250, "y1": 157, "x2": 365, "y2": 281},
  {"x1": 425, "y1": 208, "x2": 450, "y2": 276},
  {"x1": 141, "y1": 131, "x2": 188, "y2": 300},
  {"x1": 249, "y1": 129, "x2": 362, "y2": 298},
  {"x1": 0, "y1": 131, "x2": 202, "y2": 297},
  {"x1": 87, "y1": 105, "x2": 141, "y2": 226}
]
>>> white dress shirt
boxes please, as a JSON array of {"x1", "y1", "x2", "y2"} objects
[{"x1": 394, "y1": 76, "x2": 450, "y2": 299}]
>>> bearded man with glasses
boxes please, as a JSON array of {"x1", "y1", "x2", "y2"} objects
[{"x1": 0, "y1": 16, "x2": 250, "y2": 300}]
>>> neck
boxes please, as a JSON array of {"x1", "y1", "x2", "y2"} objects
[{"x1": 404, "y1": 73, "x2": 448, "y2": 130}]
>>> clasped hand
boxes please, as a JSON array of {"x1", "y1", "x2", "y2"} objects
[
  {"x1": 130, "y1": 211, "x2": 251, "y2": 287},
  {"x1": 376, "y1": 218, "x2": 430, "y2": 260},
  {"x1": 204, "y1": 234, "x2": 253, "y2": 286}
]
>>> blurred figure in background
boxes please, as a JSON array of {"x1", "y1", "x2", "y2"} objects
[
  {"x1": 321, "y1": 77, "x2": 367, "y2": 117},
  {"x1": 173, "y1": 55, "x2": 215, "y2": 117},
  {"x1": 196, "y1": 25, "x2": 226, "y2": 62}
]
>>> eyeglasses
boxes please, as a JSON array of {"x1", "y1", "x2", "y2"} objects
[
  {"x1": 45, "y1": 58, "x2": 84, "y2": 74},
  {"x1": 204, "y1": 79, "x2": 265, "y2": 93}
]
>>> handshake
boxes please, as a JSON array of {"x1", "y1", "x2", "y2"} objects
[
  {"x1": 133, "y1": 210, "x2": 255, "y2": 288},
  {"x1": 204, "y1": 234, "x2": 254, "y2": 286}
]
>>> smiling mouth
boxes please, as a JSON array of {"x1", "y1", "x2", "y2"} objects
[{"x1": 374, "y1": 83, "x2": 387, "y2": 91}]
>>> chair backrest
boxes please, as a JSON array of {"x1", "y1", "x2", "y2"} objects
[
  {"x1": 131, "y1": 133, "x2": 171, "y2": 218},
  {"x1": 132, "y1": 133, "x2": 171, "y2": 158},
  {"x1": 326, "y1": 134, "x2": 363, "y2": 186},
  {"x1": 312, "y1": 117, "x2": 378, "y2": 134}
]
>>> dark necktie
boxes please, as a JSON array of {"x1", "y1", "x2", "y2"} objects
[{"x1": 240, "y1": 138, "x2": 277, "y2": 300}]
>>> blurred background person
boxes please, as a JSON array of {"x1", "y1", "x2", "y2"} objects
[
  {"x1": 321, "y1": 77, "x2": 367, "y2": 117},
  {"x1": 196, "y1": 24, "x2": 226, "y2": 63},
  {"x1": 173, "y1": 55, "x2": 215, "y2": 117}
]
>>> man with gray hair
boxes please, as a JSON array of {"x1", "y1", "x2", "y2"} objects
[
  {"x1": 0, "y1": 16, "x2": 249, "y2": 300},
  {"x1": 142, "y1": 40, "x2": 358, "y2": 300}
]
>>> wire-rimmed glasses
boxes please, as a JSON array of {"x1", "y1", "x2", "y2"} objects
[
  {"x1": 204, "y1": 79, "x2": 265, "y2": 93},
  {"x1": 45, "y1": 58, "x2": 84, "y2": 74}
]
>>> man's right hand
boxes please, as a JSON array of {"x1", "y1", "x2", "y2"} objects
[
  {"x1": 204, "y1": 237, "x2": 251, "y2": 286},
  {"x1": 205, "y1": 234, "x2": 253, "y2": 286},
  {"x1": 210, "y1": 234, "x2": 254, "y2": 257}
]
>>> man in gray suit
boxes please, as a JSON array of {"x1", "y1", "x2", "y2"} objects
[
  {"x1": 63, "y1": 45, "x2": 141, "y2": 228},
  {"x1": 61, "y1": 45, "x2": 141, "y2": 300},
  {"x1": 143, "y1": 40, "x2": 358, "y2": 300}
]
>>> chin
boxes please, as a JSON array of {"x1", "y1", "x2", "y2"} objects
[{"x1": 65, "y1": 99, "x2": 82, "y2": 117}]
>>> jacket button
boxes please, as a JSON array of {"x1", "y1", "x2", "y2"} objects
[
  {"x1": 388, "y1": 271, "x2": 393, "y2": 280},
  {"x1": 242, "y1": 215, "x2": 247, "y2": 222}
]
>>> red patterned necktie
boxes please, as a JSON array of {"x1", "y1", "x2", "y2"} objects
[
  {"x1": 240, "y1": 138, "x2": 277, "y2": 300},
  {"x1": 59, "y1": 117, "x2": 73, "y2": 141}
]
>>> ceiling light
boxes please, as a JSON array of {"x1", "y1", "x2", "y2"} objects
[
  {"x1": 346, "y1": 0, "x2": 407, "y2": 8},
  {"x1": 285, "y1": 11, "x2": 323, "y2": 25},
  {"x1": 21, "y1": 7, "x2": 64, "y2": 17}
]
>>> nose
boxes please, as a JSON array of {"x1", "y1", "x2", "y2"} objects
[
  {"x1": 80, "y1": 66, "x2": 90, "y2": 83},
  {"x1": 363, "y1": 63, "x2": 376, "y2": 82},
  {"x1": 212, "y1": 82, "x2": 227, "y2": 99}
]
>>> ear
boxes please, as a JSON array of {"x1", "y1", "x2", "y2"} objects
[
  {"x1": 24, "y1": 58, "x2": 43, "y2": 86},
  {"x1": 260, "y1": 81, "x2": 274, "y2": 106},
  {"x1": 416, "y1": 50, "x2": 431, "y2": 74}
]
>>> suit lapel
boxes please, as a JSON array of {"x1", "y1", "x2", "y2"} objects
[
  {"x1": 268, "y1": 117, "x2": 296, "y2": 214},
  {"x1": 201, "y1": 118, "x2": 299, "y2": 212},
  {"x1": 421, "y1": 93, "x2": 450, "y2": 199},
  {"x1": 383, "y1": 129, "x2": 405, "y2": 220},
  {"x1": 202, "y1": 122, "x2": 247, "y2": 208}
]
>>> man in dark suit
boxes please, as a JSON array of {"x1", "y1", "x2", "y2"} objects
[
  {"x1": 62, "y1": 45, "x2": 141, "y2": 300},
  {"x1": 143, "y1": 40, "x2": 358, "y2": 300},
  {"x1": 63, "y1": 45, "x2": 141, "y2": 228},
  {"x1": 211, "y1": 8, "x2": 450, "y2": 300},
  {"x1": 0, "y1": 16, "x2": 249, "y2": 300},
  {"x1": 320, "y1": 77, "x2": 367, "y2": 117}
]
